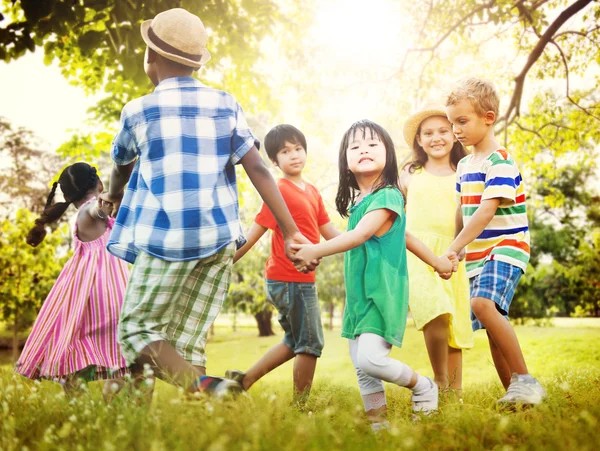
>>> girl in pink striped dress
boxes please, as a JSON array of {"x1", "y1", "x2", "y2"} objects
[{"x1": 15, "y1": 162, "x2": 129, "y2": 399}]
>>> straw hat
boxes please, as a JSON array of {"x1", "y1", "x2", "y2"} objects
[
  {"x1": 403, "y1": 103, "x2": 448, "y2": 148},
  {"x1": 141, "y1": 8, "x2": 211, "y2": 69}
]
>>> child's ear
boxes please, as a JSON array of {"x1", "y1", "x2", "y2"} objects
[
  {"x1": 484, "y1": 110, "x2": 496, "y2": 125},
  {"x1": 271, "y1": 158, "x2": 279, "y2": 168},
  {"x1": 146, "y1": 47, "x2": 156, "y2": 64}
]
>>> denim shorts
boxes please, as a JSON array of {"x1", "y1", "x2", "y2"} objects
[
  {"x1": 470, "y1": 260, "x2": 523, "y2": 331},
  {"x1": 265, "y1": 280, "x2": 324, "y2": 357}
]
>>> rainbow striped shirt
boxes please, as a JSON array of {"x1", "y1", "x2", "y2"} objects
[{"x1": 456, "y1": 148, "x2": 530, "y2": 278}]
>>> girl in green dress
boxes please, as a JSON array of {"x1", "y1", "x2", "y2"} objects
[{"x1": 292, "y1": 120, "x2": 457, "y2": 430}]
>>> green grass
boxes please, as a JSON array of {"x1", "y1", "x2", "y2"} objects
[{"x1": 1, "y1": 321, "x2": 599, "y2": 450}]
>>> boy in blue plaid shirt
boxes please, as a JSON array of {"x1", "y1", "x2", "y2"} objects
[{"x1": 100, "y1": 8, "x2": 313, "y2": 397}]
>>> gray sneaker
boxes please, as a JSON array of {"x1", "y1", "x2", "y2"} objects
[
  {"x1": 497, "y1": 373, "x2": 546, "y2": 406},
  {"x1": 411, "y1": 377, "x2": 439, "y2": 415}
]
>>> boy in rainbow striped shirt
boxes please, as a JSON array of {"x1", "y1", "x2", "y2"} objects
[{"x1": 444, "y1": 78, "x2": 545, "y2": 406}]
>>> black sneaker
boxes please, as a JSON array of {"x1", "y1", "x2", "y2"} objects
[{"x1": 224, "y1": 369, "x2": 246, "y2": 387}]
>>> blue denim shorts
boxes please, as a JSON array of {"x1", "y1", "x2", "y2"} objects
[
  {"x1": 265, "y1": 280, "x2": 324, "y2": 357},
  {"x1": 470, "y1": 260, "x2": 523, "y2": 331}
]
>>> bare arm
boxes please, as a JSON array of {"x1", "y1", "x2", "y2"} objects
[
  {"x1": 99, "y1": 160, "x2": 136, "y2": 217},
  {"x1": 240, "y1": 148, "x2": 299, "y2": 239},
  {"x1": 234, "y1": 222, "x2": 268, "y2": 263},
  {"x1": 448, "y1": 198, "x2": 500, "y2": 254},
  {"x1": 292, "y1": 209, "x2": 394, "y2": 265},
  {"x1": 406, "y1": 231, "x2": 455, "y2": 274},
  {"x1": 319, "y1": 222, "x2": 342, "y2": 240}
]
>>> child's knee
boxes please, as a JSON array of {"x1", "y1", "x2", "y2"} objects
[
  {"x1": 356, "y1": 352, "x2": 386, "y2": 380},
  {"x1": 471, "y1": 296, "x2": 493, "y2": 316}
]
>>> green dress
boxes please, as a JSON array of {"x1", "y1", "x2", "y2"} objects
[{"x1": 341, "y1": 187, "x2": 409, "y2": 347}]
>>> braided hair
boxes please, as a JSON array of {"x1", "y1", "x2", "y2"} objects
[{"x1": 27, "y1": 162, "x2": 100, "y2": 247}]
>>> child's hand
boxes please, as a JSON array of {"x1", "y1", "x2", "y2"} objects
[
  {"x1": 99, "y1": 192, "x2": 123, "y2": 218},
  {"x1": 435, "y1": 253, "x2": 456, "y2": 276},
  {"x1": 286, "y1": 233, "x2": 320, "y2": 272},
  {"x1": 290, "y1": 244, "x2": 320, "y2": 273},
  {"x1": 457, "y1": 248, "x2": 466, "y2": 262},
  {"x1": 97, "y1": 198, "x2": 113, "y2": 219}
]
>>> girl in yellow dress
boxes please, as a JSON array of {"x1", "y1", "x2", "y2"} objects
[{"x1": 400, "y1": 105, "x2": 474, "y2": 392}]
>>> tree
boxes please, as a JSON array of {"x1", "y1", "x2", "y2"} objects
[
  {"x1": 0, "y1": 209, "x2": 69, "y2": 361},
  {"x1": 508, "y1": 94, "x2": 600, "y2": 318},
  {"x1": 0, "y1": 117, "x2": 62, "y2": 217},
  {"x1": 398, "y1": 0, "x2": 600, "y2": 127},
  {"x1": 0, "y1": 0, "x2": 297, "y2": 122}
]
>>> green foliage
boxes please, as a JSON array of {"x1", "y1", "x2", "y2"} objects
[
  {"x1": 0, "y1": 209, "x2": 69, "y2": 355},
  {"x1": 2, "y1": 323, "x2": 600, "y2": 449},
  {"x1": 508, "y1": 93, "x2": 600, "y2": 318},
  {"x1": 0, "y1": 0, "x2": 289, "y2": 122}
]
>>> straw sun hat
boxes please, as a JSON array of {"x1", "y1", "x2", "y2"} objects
[
  {"x1": 402, "y1": 104, "x2": 449, "y2": 148},
  {"x1": 141, "y1": 8, "x2": 211, "y2": 69}
]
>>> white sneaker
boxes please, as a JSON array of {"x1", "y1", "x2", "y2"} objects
[
  {"x1": 497, "y1": 373, "x2": 546, "y2": 406},
  {"x1": 411, "y1": 377, "x2": 439, "y2": 415}
]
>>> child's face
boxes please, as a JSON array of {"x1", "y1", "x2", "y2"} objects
[
  {"x1": 273, "y1": 140, "x2": 307, "y2": 176},
  {"x1": 446, "y1": 98, "x2": 493, "y2": 147},
  {"x1": 416, "y1": 116, "x2": 456, "y2": 161},
  {"x1": 346, "y1": 129, "x2": 386, "y2": 178}
]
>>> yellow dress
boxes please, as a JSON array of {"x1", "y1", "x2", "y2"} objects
[{"x1": 406, "y1": 168, "x2": 474, "y2": 349}]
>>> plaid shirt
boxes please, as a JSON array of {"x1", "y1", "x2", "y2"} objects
[{"x1": 107, "y1": 77, "x2": 257, "y2": 264}]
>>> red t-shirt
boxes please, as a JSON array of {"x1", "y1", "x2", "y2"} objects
[{"x1": 255, "y1": 178, "x2": 331, "y2": 282}]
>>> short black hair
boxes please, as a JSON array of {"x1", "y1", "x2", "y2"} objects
[{"x1": 264, "y1": 124, "x2": 307, "y2": 162}]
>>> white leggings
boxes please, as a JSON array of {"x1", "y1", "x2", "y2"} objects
[{"x1": 349, "y1": 333, "x2": 414, "y2": 395}]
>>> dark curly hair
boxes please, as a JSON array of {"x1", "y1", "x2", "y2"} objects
[{"x1": 27, "y1": 162, "x2": 99, "y2": 247}]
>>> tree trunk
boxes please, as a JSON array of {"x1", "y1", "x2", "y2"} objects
[
  {"x1": 12, "y1": 309, "x2": 19, "y2": 363},
  {"x1": 210, "y1": 323, "x2": 215, "y2": 338},
  {"x1": 254, "y1": 308, "x2": 274, "y2": 337},
  {"x1": 328, "y1": 303, "x2": 334, "y2": 331},
  {"x1": 232, "y1": 310, "x2": 237, "y2": 332}
]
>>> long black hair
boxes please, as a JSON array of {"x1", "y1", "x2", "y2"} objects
[
  {"x1": 406, "y1": 119, "x2": 467, "y2": 173},
  {"x1": 27, "y1": 162, "x2": 100, "y2": 247},
  {"x1": 335, "y1": 120, "x2": 399, "y2": 217}
]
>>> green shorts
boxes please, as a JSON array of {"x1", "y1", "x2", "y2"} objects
[{"x1": 118, "y1": 243, "x2": 235, "y2": 367}]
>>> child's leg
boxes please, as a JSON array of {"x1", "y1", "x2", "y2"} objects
[
  {"x1": 471, "y1": 296, "x2": 528, "y2": 377},
  {"x1": 355, "y1": 333, "x2": 438, "y2": 413},
  {"x1": 349, "y1": 338, "x2": 388, "y2": 429},
  {"x1": 62, "y1": 375, "x2": 87, "y2": 398},
  {"x1": 422, "y1": 314, "x2": 450, "y2": 388},
  {"x1": 486, "y1": 331, "x2": 512, "y2": 389},
  {"x1": 242, "y1": 343, "x2": 295, "y2": 390},
  {"x1": 293, "y1": 353, "x2": 317, "y2": 399},
  {"x1": 447, "y1": 347, "x2": 463, "y2": 391},
  {"x1": 119, "y1": 246, "x2": 238, "y2": 395}
]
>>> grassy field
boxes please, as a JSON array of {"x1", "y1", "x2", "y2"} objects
[{"x1": 1, "y1": 320, "x2": 599, "y2": 450}]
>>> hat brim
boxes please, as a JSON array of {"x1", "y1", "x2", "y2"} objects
[
  {"x1": 140, "y1": 19, "x2": 211, "y2": 69},
  {"x1": 403, "y1": 108, "x2": 449, "y2": 148}
]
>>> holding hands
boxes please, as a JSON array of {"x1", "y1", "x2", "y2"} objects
[
  {"x1": 436, "y1": 251, "x2": 459, "y2": 280},
  {"x1": 286, "y1": 235, "x2": 320, "y2": 273}
]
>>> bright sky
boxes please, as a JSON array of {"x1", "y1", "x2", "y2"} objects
[{"x1": 0, "y1": 52, "x2": 102, "y2": 150}]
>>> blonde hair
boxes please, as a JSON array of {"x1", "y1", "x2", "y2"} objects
[{"x1": 445, "y1": 78, "x2": 500, "y2": 122}]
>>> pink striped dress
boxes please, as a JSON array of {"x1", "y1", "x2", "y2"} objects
[{"x1": 15, "y1": 202, "x2": 128, "y2": 381}]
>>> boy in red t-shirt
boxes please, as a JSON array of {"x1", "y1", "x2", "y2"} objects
[{"x1": 227, "y1": 124, "x2": 339, "y2": 400}]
